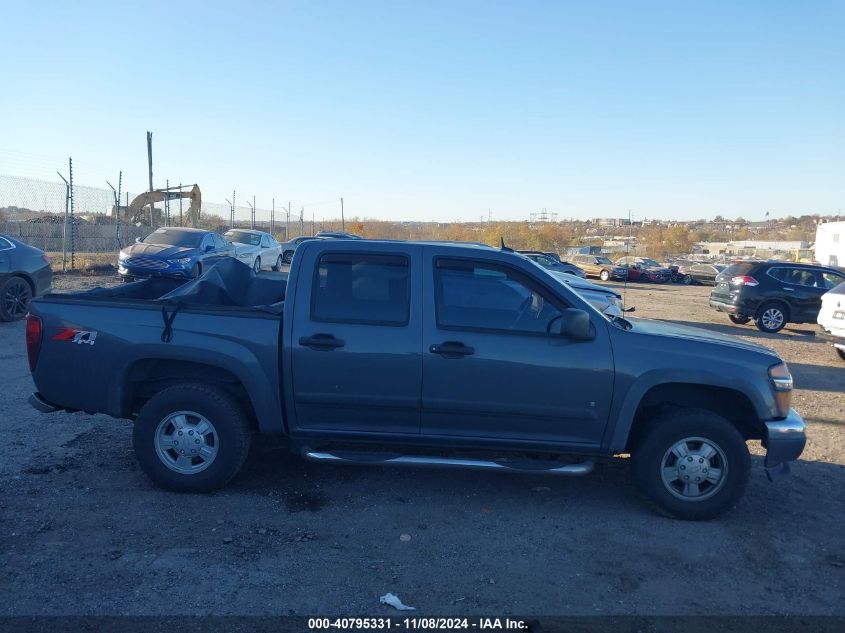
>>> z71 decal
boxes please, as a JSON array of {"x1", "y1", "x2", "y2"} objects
[{"x1": 52, "y1": 328, "x2": 98, "y2": 346}]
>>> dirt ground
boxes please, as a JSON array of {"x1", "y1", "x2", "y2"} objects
[{"x1": 1, "y1": 273, "x2": 843, "y2": 616}]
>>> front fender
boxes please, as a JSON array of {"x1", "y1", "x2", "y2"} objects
[{"x1": 604, "y1": 368, "x2": 774, "y2": 453}]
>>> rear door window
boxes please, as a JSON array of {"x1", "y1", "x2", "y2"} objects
[{"x1": 312, "y1": 253, "x2": 410, "y2": 325}]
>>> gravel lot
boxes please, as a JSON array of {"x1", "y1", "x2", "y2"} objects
[{"x1": 1, "y1": 273, "x2": 843, "y2": 616}]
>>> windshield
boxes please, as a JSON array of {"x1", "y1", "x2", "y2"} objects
[
  {"x1": 596, "y1": 256, "x2": 613, "y2": 264},
  {"x1": 225, "y1": 230, "x2": 261, "y2": 246},
  {"x1": 533, "y1": 255, "x2": 556, "y2": 266},
  {"x1": 641, "y1": 258, "x2": 661, "y2": 267},
  {"x1": 142, "y1": 228, "x2": 203, "y2": 248}
]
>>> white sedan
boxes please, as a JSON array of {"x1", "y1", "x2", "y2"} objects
[{"x1": 223, "y1": 229, "x2": 283, "y2": 272}]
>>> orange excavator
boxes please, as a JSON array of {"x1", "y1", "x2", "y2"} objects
[{"x1": 127, "y1": 184, "x2": 202, "y2": 227}]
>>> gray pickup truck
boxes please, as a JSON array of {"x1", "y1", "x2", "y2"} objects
[{"x1": 26, "y1": 240, "x2": 806, "y2": 520}]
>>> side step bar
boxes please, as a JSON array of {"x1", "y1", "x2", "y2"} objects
[{"x1": 302, "y1": 450, "x2": 594, "y2": 476}]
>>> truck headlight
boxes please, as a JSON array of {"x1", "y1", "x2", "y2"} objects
[{"x1": 768, "y1": 362, "x2": 793, "y2": 416}]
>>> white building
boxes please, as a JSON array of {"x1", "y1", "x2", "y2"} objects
[{"x1": 815, "y1": 221, "x2": 844, "y2": 268}]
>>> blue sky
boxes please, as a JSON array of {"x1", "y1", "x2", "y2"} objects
[{"x1": 1, "y1": 0, "x2": 843, "y2": 222}]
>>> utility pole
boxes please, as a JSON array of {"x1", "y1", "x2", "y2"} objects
[
  {"x1": 68, "y1": 158, "x2": 75, "y2": 270},
  {"x1": 341, "y1": 197, "x2": 345, "y2": 231},
  {"x1": 247, "y1": 198, "x2": 255, "y2": 230},
  {"x1": 106, "y1": 171, "x2": 123, "y2": 247},
  {"x1": 271, "y1": 198, "x2": 275, "y2": 235},
  {"x1": 232, "y1": 191, "x2": 236, "y2": 228},
  {"x1": 300, "y1": 207, "x2": 304, "y2": 237},
  {"x1": 311, "y1": 212, "x2": 315, "y2": 236},
  {"x1": 179, "y1": 182, "x2": 183, "y2": 226},
  {"x1": 286, "y1": 202, "x2": 290, "y2": 241},
  {"x1": 57, "y1": 170, "x2": 70, "y2": 273},
  {"x1": 165, "y1": 179, "x2": 170, "y2": 226},
  {"x1": 146, "y1": 131, "x2": 154, "y2": 227},
  {"x1": 225, "y1": 197, "x2": 234, "y2": 229}
]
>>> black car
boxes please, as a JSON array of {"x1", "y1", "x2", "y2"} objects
[
  {"x1": 517, "y1": 251, "x2": 587, "y2": 278},
  {"x1": 679, "y1": 262, "x2": 726, "y2": 285},
  {"x1": 709, "y1": 261, "x2": 845, "y2": 333},
  {"x1": 0, "y1": 234, "x2": 53, "y2": 322}
]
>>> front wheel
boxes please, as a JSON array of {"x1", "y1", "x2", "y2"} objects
[
  {"x1": 132, "y1": 383, "x2": 252, "y2": 492},
  {"x1": 272, "y1": 255, "x2": 282, "y2": 271},
  {"x1": 599, "y1": 270, "x2": 610, "y2": 281},
  {"x1": 631, "y1": 408, "x2": 750, "y2": 520},
  {"x1": 728, "y1": 314, "x2": 750, "y2": 325},
  {"x1": 282, "y1": 251, "x2": 293, "y2": 264},
  {"x1": 682, "y1": 274, "x2": 693, "y2": 285},
  {"x1": 253, "y1": 257, "x2": 261, "y2": 273}
]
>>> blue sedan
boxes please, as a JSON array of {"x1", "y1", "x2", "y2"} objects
[{"x1": 118, "y1": 227, "x2": 235, "y2": 280}]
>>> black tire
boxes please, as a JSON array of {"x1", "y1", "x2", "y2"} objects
[
  {"x1": 190, "y1": 263, "x2": 202, "y2": 279},
  {"x1": 836, "y1": 347, "x2": 845, "y2": 362},
  {"x1": 253, "y1": 257, "x2": 261, "y2": 273},
  {"x1": 283, "y1": 250, "x2": 293, "y2": 264},
  {"x1": 599, "y1": 269, "x2": 610, "y2": 282},
  {"x1": 682, "y1": 274, "x2": 693, "y2": 285},
  {"x1": 631, "y1": 408, "x2": 750, "y2": 520},
  {"x1": 0, "y1": 275, "x2": 33, "y2": 322},
  {"x1": 272, "y1": 255, "x2": 282, "y2": 271},
  {"x1": 132, "y1": 383, "x2": 252, "y2": 493},
  {"x1": 728, "y1": 314, "x2": 751, "y2": 325},
  {"x1": 755, "y1": 301, "x2": 789, "y2": 333}
]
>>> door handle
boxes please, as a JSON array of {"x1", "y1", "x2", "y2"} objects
[
  {"x1": 299, "y1": 334, "x2": 345, "y2": 350},
  {"x1": 430, "y1": 341, "x2": 474, "y2": 357}
]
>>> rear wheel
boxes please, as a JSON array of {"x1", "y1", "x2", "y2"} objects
[
  {"x1": 755, "y1": 302, "x2": 788, "y2": 333},
  {"x1": 728, "y1": 314, "x2": 750, "y2": 325},
  {"x1": 283, "y1": 250, "x2": 293, "y2": 264},
  {"x1": 599, "y1": 270, "x2": 610, "y2": 281},
  {"x1": 253, "y1": 257, "x2": 261, "y2": 273},
  {"x1": 132, "y1": 383, "x2": 252, "y2": 492},
  {"x1": 631, "y1": 408, "x2": 750, "y2": 520},
  {"x1": 0, "y1": 276, "x2": 33, "y2": 322},
  {"x1": 272, "y1": 255, "x2": 282, "y2": 271}
]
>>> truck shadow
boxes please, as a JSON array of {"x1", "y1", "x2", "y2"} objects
[{"x1": 231, "y1": 444, "x2": 845, "y2": 524}]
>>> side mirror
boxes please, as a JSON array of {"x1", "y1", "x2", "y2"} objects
[{"x1": 556, "y1": 308, "x2": 595, "y2": 341}]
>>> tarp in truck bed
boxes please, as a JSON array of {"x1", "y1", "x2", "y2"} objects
[{"x1": 72, "y1": 259, "x2": 286, "y2": 314}]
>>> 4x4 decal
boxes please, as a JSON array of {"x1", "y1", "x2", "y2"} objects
[{"x1": 52, "y1": 328, "x2": 98, "y2": 346}]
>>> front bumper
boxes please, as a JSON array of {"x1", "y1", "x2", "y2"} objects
[
  {"x1": 762, "y1": 409, "x2": 806, "y2": 480},
  {"x1": 118, "y1": 263, "x2": 194, "y2": 279}
]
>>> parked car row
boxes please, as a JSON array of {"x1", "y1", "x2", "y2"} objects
[{"x1": 118, "y1": 227, "x2": 361, "y2": 282}]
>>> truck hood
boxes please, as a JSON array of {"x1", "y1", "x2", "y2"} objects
[
  {"x1": 627, "y1": 317, "x2": 779, "y2": 357},
  {"x1": 120, "y1": 243, "x2": 197, "y2": 259}
]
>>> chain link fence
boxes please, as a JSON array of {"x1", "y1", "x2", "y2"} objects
[{"x1": 0, "y1": 173, "x2": 322, "y2": 271}]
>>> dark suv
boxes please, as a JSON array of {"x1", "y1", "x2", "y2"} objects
[{"x1": 710, "y1": 261, "x2": 845, "y2": 333}]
